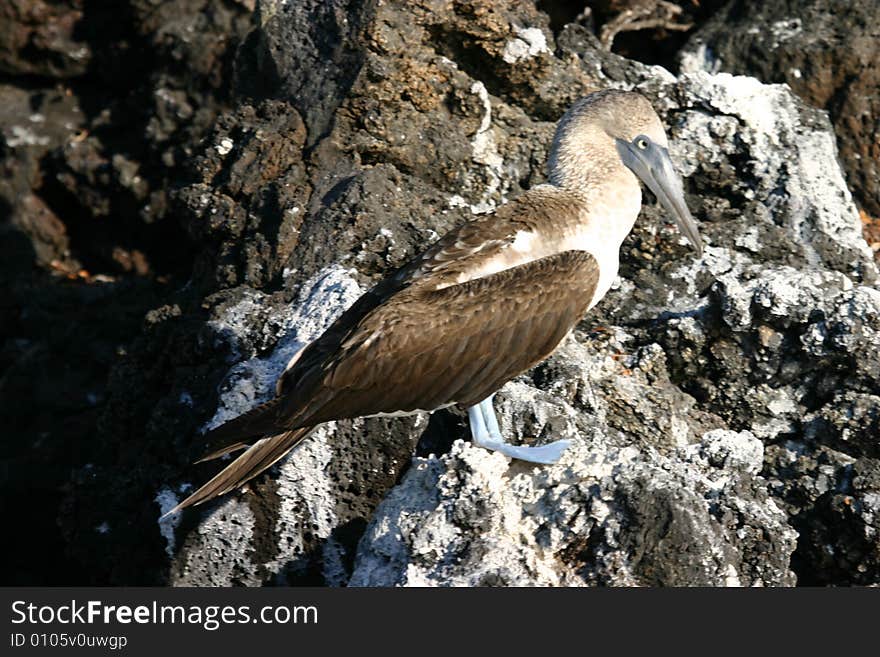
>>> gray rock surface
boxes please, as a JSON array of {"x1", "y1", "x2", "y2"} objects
[
  {"x1": 681, "y1": 0, "x2": 880, "y2": 218},
  {"x1": 351, "y1": 404, "x2": 796, "y2": 586}
]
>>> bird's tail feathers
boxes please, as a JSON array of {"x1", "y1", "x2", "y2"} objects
[
  {"x1": 191, "y1": 396, "x2": 290, "y2": 464},
  {"x1": 201, "y1": 397, "x2": 286, "y2": 447},
  {"x1": 161, "y1": 426, "x2": 313, "y2": 519},
  {"x1": 195, "y1": 441, "x2": 249, "y2": 463}
]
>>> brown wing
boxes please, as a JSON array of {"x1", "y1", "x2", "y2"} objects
[
  {"x1": 275, "y1": 209, "x2": 531, "y2": 395},
  {"x1": 196, "y1": 397, "x2": 287, "y2": 459},
  {"x1": 174, "y1": 193, "x2": 591, "y2": 514},
  {"x1": 169, "y1": 221, "x2": 553, "y2": 515},
  {"x1": 192, "y1": 209, "x2": 531, "y2": 459},
  {"x1": 294, "y1": 249, "x2": 600, "y2": 425},
  {"x1": 167, "y1": 250, "x2": 597, "y2": 515}
]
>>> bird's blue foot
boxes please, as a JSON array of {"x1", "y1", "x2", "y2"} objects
[{"x1": 467, "y1": 395, "x2": 571, "y2": 465}]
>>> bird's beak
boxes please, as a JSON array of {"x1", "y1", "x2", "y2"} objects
[{"x1": 616, "y1": 138, "x2": 703, "y2": 257}]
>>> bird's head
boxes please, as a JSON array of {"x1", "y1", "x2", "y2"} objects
[{"x1": 548, "y1": 90, "x2": 702, "y2": 256}]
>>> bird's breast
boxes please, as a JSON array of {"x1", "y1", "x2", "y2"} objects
[{"x1": 569, "y1": 190, "x2": 641, "y2": 310}]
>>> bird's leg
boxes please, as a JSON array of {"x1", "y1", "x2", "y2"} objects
[{"x1": 467, "y1": 395, "x2": 571, "y2": 464}]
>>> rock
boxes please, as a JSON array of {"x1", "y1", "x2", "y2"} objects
[
  {"x1": 680, "y1": 0, "x2": 880, "y2": 218},
  {"x1": 0, "y1": 82, "x2": 85, "y2": 271},
  {"x1": 348, "y1": 14, "x2": 880, "y2": 585},
  {"x1": 0, "y1": 0, "x2": 91, "y2": 78},
  {"x1": 351, "y1": 429, "x2": 795, "y2": 587},
  {"x1": 0, "y1": 0, "x2": 253, "y2": 585},
  {"x1": 764, "y1": 443, "x2": 880, "y2": 586},
  {"x1": 235, "y1": 0, "x2": 377, "y2": 147},
  {"x1": 6, "y1": 0, "x2": 879, "y2": 586}
]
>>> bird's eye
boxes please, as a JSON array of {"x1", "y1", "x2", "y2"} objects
[{"x1": 635, "y1": 137, "x2": 649, "y2": 150}]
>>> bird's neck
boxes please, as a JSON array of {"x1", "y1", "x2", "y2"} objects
[
  {"x1": 548, "y1": 121, "x2": 617, "y2": 184},
  {"x1": 547, "y1": 146, "x2": 643, "y2": 252},
  {"x1": 544, "y1": 136, "x2": 643, "y2": 309},
  {"x1": 548, "y1": 120, "x2": 636, "y2": 218}
]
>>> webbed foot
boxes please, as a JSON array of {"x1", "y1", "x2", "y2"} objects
[{"x1": 467, "y1": 395, "x2": 571, "y2": 465}]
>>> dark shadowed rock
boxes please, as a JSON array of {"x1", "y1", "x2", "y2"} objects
[
  {"x1": 0, "y1": 0, "x2": 253, "y2": 584},
  {"x1": 0, "y1": 0, "x2": 90, "y2": 78},
  {"x1": 235, "y1": 0, "x2": 377, "y2": 147},
  {"x1": 681, "y1": 0, "x2": 880, "y2": 218}
]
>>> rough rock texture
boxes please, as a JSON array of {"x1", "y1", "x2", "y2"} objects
[
  {"x1": 1, "y1": 0, "x2": 254, "y2": 584},
  {"x1": 350, "y1": 46, "x2": 880, "y2": 582},
  {"x1": 4, "y1": 0, "x2": 879, "y2": 586},
  {"x1": 1, "y1": 0, "x2": 91, "y2": 78},
  {"x1": 681, "y1": 0, "x2": 880, "y2": 219},
  {"x1": 351, "y1": 397, "x2": 796, "y2": 586}
]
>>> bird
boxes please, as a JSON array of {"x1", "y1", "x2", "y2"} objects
[{"x1": 163, "y1": 89, "x2": 702, "y2": 517}]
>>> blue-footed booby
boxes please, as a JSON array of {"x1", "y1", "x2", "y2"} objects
[{"x1": 165, "y1": 89, "x2": 701, "y2": 515}]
